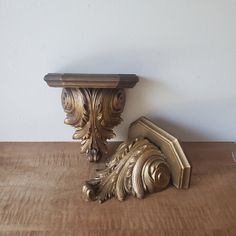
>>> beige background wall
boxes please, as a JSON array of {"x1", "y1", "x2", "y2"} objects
[{"x1": 0, "y1": 0, "x2": 235, "y2": 141}]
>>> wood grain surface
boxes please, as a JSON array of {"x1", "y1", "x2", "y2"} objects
[{"x1": 0, "y1": 142, "x2": 235, "y2": 236}]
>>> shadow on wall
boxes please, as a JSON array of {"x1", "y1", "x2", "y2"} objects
[
  {"x1": 121, "y1": 77, "x2": 209, "y2": 141},
  {"x1": 148, "y1": 117, "x2": 209, "y2": 142},
  {"x1": 57, "y1": 57, "x2": 208, "y2": 141},
  {"x1": 115, "y1": 76, "x2": 170, "y2": 140}
]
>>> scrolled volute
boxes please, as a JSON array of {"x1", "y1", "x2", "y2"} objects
[{"x1": 82, "y1": 137, "x2": 170, "y2": 203}]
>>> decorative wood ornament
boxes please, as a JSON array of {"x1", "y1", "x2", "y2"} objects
[
  {"x1": 61, "y1": 88, "x2": 125, "y2": 161},
  {"x1": 82, "y1": 137, "x2": 170, "y2": 203},
  {"x1": 82, "y1": 117, "x2": 191, "y2": 203},
  {"x1": 44, "y1": 73, "x2": 139, "y2": 162},
  {"x1": 128, "y1": 117, "x2": 191, "y2": 189}
]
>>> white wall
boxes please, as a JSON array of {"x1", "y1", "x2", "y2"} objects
[{"x1": 0, "y1": 0, "x2": 236, "y2": 141}]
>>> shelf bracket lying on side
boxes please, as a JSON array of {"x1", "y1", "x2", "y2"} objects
[{"x1": 82, "y1": 116, "x2": 191, "y2": 203}]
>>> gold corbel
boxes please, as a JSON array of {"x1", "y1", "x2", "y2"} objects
[{"x1": 82, "y1": 117, "x2": 191, "y2": 203}]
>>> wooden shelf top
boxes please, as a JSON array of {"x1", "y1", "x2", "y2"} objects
[{"x1": 44, "y1": 73, "x2": 139, "y2": 88}]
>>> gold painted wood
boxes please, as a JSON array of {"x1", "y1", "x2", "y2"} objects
[
  {"x1": 62, "y1": 88, "x2": 125, "y2": 161},
  {"x1": 83, "y1": 117, "x2": 191, "y2": 203},
  {"x1": 83, "y1": 137, "x2": 170, "y2": 203},
  {"x1": 44, "y1": 73, "x2": 139, "y2": 162},
  {"x1": 128, "y1": 117, "x2": 191, "y2": 189},
  {"x1": 44, "y1": 73, "x2": 138, "y2": 88}
]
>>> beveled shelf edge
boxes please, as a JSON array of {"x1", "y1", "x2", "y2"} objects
[{"x1": 44, "y1": 73, "x2": 139, "y2": 88}]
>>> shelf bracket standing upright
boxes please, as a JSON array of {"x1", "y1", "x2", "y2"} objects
[{"x1": 44, "y1": 73, "x2": 138, "y2": 162}]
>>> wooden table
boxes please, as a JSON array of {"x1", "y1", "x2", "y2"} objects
[{"x1": 0, "y1": 142, "x2": 235, "y2": 236}]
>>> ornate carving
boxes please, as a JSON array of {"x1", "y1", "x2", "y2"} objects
[
  {"x1": 128, "y1": 117, "x2": 191, "y2": 189},
  {"x1": 61, "y1": 88, "x2": 125, "y2": 162},
  {"x1": 82, "y1": 137, "x2": 170, "y2": 203}
]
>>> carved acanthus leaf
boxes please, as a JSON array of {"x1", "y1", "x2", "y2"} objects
[
  {"x1": 82, "y1": 137, "x2": 171, "y2": 203},
  {"x1": 61, "y1": 88, "x2": 125, "y2": 162}
]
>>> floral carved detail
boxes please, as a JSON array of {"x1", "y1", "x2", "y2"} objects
[
  {"x1": 82, "y1": 137, "x2": 171, "y2": 203},
  {"x1": 61, "y1": 88, "x2": 125, "y2": 162}
]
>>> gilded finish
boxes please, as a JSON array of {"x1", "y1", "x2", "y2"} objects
[
  {"x1": 44, "y1": 73, "x2": 139, "y2": 162},
  {"x1": 44, "y1": 73, "x2": 139, "y2": 88},
  {"x1": 83, "y1": 116, "x2": 191, "y2": 203},
  {"x1": 82, "y1": 137, "x2": 170, "y2": 203},
  {"x1": 128, "y1": 117, "x2": 191, "y2": 189},
  {"x1": 62, "y1": 88, "x2": 125, "y2": 162}
]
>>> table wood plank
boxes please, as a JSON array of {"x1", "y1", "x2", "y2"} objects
[{"x1": 0, "y1": 142, "x2": 235, "y2": 236}]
